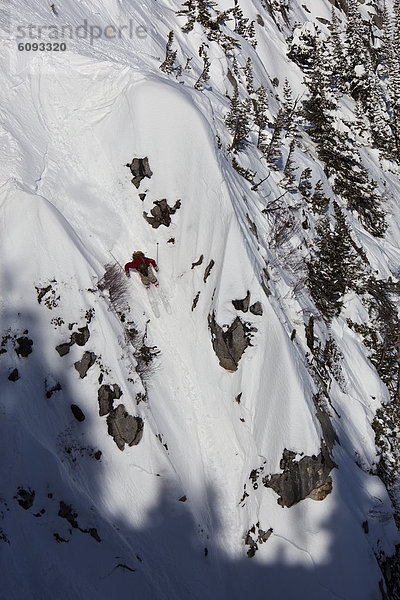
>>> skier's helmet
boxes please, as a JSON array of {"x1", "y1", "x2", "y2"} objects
[{"x1": 132, "y1": 251, "x2": 144, "y2": 259}]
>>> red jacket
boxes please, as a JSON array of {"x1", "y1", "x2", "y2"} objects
[{"x1": 124, "y1": 256, "x2": 157, "y2": 274}]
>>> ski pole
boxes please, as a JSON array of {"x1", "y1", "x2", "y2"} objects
[
  {"x1": 156, "y1": 242, "x2": 159, "y2": 265},
  {"x1": 109, "y1": 250, "x2": 124, "y2": 272}
]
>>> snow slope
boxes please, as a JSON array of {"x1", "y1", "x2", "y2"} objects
[{"x1": 1, "y1": 0, "x2": 399, "y2": 598}]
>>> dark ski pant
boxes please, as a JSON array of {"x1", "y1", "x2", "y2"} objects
[{"x1": 138, "y1": 266, "x2": 158, "y2": 287}]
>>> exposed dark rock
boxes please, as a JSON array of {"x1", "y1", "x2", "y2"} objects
[
  {"x1": 261, "y1": 276, "x2": 271, "y2": 297},
  {"x1": 85, "y1": 527, "x2": 101, "y2": 543},
  {"x1": 203, "y1": 260, "x2": 215, "y2": 283},
  {"x1": 55, "y1": 342, "x2": 71, "y2": 357},
  {"x1": 250, "y1": 467, "x2": 263, "y2": 490},
  {"x1": 179, "y1": 496, "x2": 187, "y2": 502},
  {"x1": 191, "y1": 254, "x2": 204, "y2": 269},
  {"x1": 94, "y1": 450, "x2": 102, "y2": 461},
  {"x1": 36, "y1": 284, "x2": 52, "y2": 304},
  {"x1": 258, "y1": 528, "x2": 273, "y2": 543},
  {"x1": 115, "y1": 563, "x2": 135, "y2": 573},
  {"x1": 235, "y1": 393, "x2": 242, "y2": 404},
  {"x1": 53, "y1": 533, "x2": 69, "y2": 543},
  {"x1": 291, "y1": 329, "x2": 296, "y2": 341},
  {"x1": 305, "y1": 316, "x2": 314, "y2": 352},
  {"x1": 167, "y1": 237, "x2": 175, "y2": 244},
  {"x1": 57, "y1": 326, "x2": 90, "y2": 356},
  {"x1": 314, "y1": 401, "x2": 338, "y2": 452},
  {"x1": 85, "y1": 308, "x2": 95, "y2": 323},
  {"x1": 250, "y1": 301, "x2": 263, "y2": 316},
  {"x1": 98, "y1": 384, "x2": 122, "y2": 416},
  {"x1": 35, "y1": 283, "x2": 59, "y2": 309},
  {"x1": 107, "y1": 404, "x2": 144, "y2": 451},
  {"x1": 139, "y1": 193, "x2": 146, "y2": 201},
  {"x1": 362, "y1": 520, "x2": 369, "y2": 534},
  {"x1": 227, "y1": 68, "x2": 238, "y2": 92},
  {"x1": 232, "y1": 291, "x2": 250, "y2": 313},
  {"x1": 71, "y1": 404, "x2": 85, "y2": 422},
  {"x1": 192, "y1": 292, "x2": 200, "y2": 311},
  {"x1": 15, "y1": 487, "x2": 35, "y2": 510},
  {"x1": 126, "y1": 157, "x2": 153, "y2": 188},
  {"x1": 143, "y1": 199, "x2": 181, "y2": 228},
  {"x1": 58, "y1": 501, "x2": 79, "y2": 528},
  {"x1": 74, "y1": 351, "x2": 97, "y2": 378},
  {"x1": 70, "y1": 326, "x2": 90, "y2": 347},
  {"x1": 263, "y1": 446, "x2": 335, "y2": 507},
  {"x1": 246, "y1": 214, "x2": 259, "y2": 240},
  {"x1": 208, "y1": 312, "x2": 254, "y2": 372},
  {"x1": 245, "y1": 530, "x2": 258, "y2": 558},
  {"x1": 15, "y1": 336, "x2": 33, "y2": 358},
  {"x1": 0, "y1": 528, "x2": 10, "y2": 544},
  {"x1": 326, "y1": 0, "x2": 348, "y2": 15},
  {"x1": 8, "y1": 368, "x2": 19, "y2": 382},
  {"x1": 45, "y1": 381, "x2": 62, "y2": 399}
]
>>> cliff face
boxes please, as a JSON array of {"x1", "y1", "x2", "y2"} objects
[{"x1": 1, "y1": 0, "x2": 399, "y2": 598}]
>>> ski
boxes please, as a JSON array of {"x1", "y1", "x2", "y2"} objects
[
  {"x1": 147, "y1": 286, "x2": 160, "y2": 318},
  {"x1": 155, "y1": 285, "x2": 171, "y2": 314}
]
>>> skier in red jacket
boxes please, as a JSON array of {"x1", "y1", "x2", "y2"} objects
[{"x1": 125, "y1": 251, "x2": 159, "y2": 289}]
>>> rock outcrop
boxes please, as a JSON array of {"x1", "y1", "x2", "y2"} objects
[
  {"x1": 8, "y1": 368, "x2": 19, "y2": 382},
  {"x1": 107, "y1": 404, "x2": 144, "y2": 450},
  {"x1": 15, "y1": 336, "x2": 33, "y2": 357},
  {"x1": 126, "y1": 157, "x2": 153, "y2": 188},
  {"x1": 263, "y1": 446, "x2": 335, "y2": 507},
  {"x1": 232, "y1": 291, "x2": 250, "y2": 312},
  {"x1": 143, "y1": 199, "x2": 181, "y2": 228},
  {"x1": 56, "y1": 326, "x2": 90, "y2": 356},
  {"x1": 249, "y1": 301, "x2": 263, "y2": 316},
  {"x1": 15, "y1": 487, "x2": 35, "y2": 510},
  {"x1": 208, "y1": 312, "x2": 255, "y2": 372},
  {"x1": 74, "y1": 352, "x2": 97, "y2": 378},
  {"x1": 97, "y1": 383, "x2": 122, "y2": 417},
  {"x1": 70, "y1": 404, "x2": 85, "y2": 422}
]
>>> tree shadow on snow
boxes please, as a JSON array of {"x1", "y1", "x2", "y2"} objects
[{"x1": 0, "y1": 288, "x2": 390, "y2": 600}]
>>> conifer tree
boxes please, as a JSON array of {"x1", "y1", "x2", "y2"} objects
[
  {"x1": 282, "y1": 139, "x2": 297, "y2": 190},
  {"x1": 264, "y1": 109, "x2": 284, "y2": 169},
  {"x1": 160, "y1": 31, "x2": 178, "y2": 74},
  {"x1": 225, "y1": 89, "x2": 252, "y2": 151},
  {"x1": 382, "y1": 4, "x2": 400, "y2": 161},
  {"x1": 345, "y1": 0, "x2": 370, "y2": 100},
  {"x1": 243, "y1": 57, "x2": 254, "y2": 95},
  {"x1": 311, "y1": 180, "x2": 329, "y2": 215},
  {"x1": 247, "y1": 20, "x2": 257, "y2": 48},
  {"x1": 332, "y1": 150, "x2": 387, "y2": 237},
  {"x1": 307, "y1": 201, "x2": 363, "y2": 319},
  {"x1": 197, "y1": 0, "x2": 216, "y2": 27},
  {"x1": 282, "y1": 79, "x2": 298, "y2": 137},
  {"x1": 232, "y1": 0, "x2": 248, "y2": 36},
  {"x1": 328, "y1": 7, "x2": 347, "y2": 93},
  {"x1": 298, "y1": 168, "x2": 313, "y2": 201},
  {"x1": 253, "y1": 85, "x2": 269, "y2": 149},
  {"x1": 179, "y1": 0, "x2": 196, "y2": 32},
  {"x1": 194, "y1": 45, "x2": 211, "y2": 90},
  {"x1": 302, "y1": 43, "x2": 387, "y2": 237}
]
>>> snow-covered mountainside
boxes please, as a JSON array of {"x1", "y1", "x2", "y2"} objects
[{"x1": 1, "y1": 0, "x2": 400, "y2": 597}]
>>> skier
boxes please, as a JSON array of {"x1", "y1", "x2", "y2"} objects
[{"x1": 124, "y1": 251, "x2": 159, "y2": 289}]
